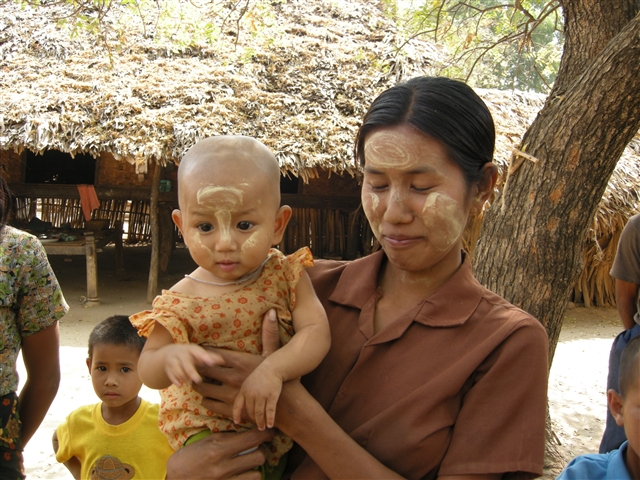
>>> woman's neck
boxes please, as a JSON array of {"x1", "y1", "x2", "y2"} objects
[{"x1": 373, "y1": 254, "x2": 463, "y2": 334}]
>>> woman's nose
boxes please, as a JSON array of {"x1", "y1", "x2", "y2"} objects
[{"x1": 383, "y1": 189, "x2": 412, "y2": 224}]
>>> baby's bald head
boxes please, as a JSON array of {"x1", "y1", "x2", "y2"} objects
[{"x1": 178, "y1": 136, "x2": 282, "y2": 211}]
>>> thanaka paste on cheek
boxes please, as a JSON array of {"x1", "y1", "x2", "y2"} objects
[
  {"x1": 421, "y1": 192, "x2": 465, "y2": 251},
  {"x1": 362, "y1": 192, "x2": 382, "y2": 238}
]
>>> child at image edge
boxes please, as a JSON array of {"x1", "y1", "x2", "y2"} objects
[
  {"x1": 557, "y1": 334, "x2": 640, "y2": 480},
  {"x1": 130, "y1": 136, "x2": 331, "y2": 473},
  {"x1": 52, "y1": 315, "x2": 174, "y2": 480}
]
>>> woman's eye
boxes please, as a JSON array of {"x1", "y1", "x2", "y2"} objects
[
  {"x1": 237, "y1": 221, "x2": 253, "y2": 231},
  {"x1": 370, "y1": 184, "x2": 388, "y2": 191},
  {"x1": 412, "y1": 185, "x2": 432, "y2": 192},
  {"x1": 198, "y1": 223, "x2": 213, "y2": 232}
]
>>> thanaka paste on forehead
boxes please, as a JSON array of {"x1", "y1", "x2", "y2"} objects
[
  {"x1": 364, "y1": 130, "x2": 414, "y2": 169},
  {"x1": 196, "y1": 185, "x2": 243, "y2": 205}
]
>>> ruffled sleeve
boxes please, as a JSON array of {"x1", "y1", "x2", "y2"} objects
[
  {"x1": 282, "y1": 247, "x2": 314, "y2": 285},
  {"x1": 130, "y1": 291, "x2": 192, "y2": 344}
]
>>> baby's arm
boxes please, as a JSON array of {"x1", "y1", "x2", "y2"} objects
[
  {"x1": 52, "y1": 430, "x2": 81, "y2": 480},
  {"x1": 138, "y1": 322, "x2": 222, "y2": 389},
  {"x1": 233, "y1": 270, "x2": 330, "y2": 429}
]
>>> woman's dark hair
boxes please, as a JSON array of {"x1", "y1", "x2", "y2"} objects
[
  {"x1": 88, "y1": 315, "x2": 146, "y2": 359},
  {"x1": 0, "y1": 174, "x2": 14, "y2": 230},
  {"x1": 354, "y1": 76, "x2": 495, "y2": 185}
]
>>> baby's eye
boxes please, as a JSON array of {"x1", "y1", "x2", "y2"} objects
[
  {"x1": 121, "y1": 367, "x2": 131, "y2": 373},
  {"x1": 237, "y1": 221, "x2": 253, "y2": 231},
  {"x1": 198, "y1": 223, "x2": 213, "y2": 232}
]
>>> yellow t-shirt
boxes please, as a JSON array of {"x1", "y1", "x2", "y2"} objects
[{"x1": 55, "y1": 399, "x2": 173, "y2": 480}]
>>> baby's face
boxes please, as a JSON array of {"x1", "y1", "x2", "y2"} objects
[{"x1": 174, "y1": 164, "x2": 282, "y2": 283}]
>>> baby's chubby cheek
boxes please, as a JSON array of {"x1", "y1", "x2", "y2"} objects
[{"x1": 421, "y1": 193, "x2": 465, "y2": 251}]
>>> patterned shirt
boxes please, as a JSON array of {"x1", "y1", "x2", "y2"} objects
[{"x1": 0, "y1": 226, "x2": 68, "y2": 395}]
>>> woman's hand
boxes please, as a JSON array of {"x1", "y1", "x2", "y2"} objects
[
  {"x1": 193, "y1": 309, "x2": 281, "y2": 420},
  {"x1": 165, "y1": 429, "x2": 275, "y2": 480}
]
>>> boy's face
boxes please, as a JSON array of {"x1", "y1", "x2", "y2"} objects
[
  {"x1": 173, "y1": 150, "x2": 290, "y2": 283},
  {"x1": 621, "y1": 380, "x2": 640, "y2": 462},
  {"x1": 86, "y1": 343, "x2": 143, "y2": 408}
]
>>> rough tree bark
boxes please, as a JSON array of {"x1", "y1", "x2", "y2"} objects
[{"x1": 473, "y1": 3, "x2": 640, "y2": 457}]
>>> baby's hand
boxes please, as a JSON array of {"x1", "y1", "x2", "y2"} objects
[
  {"x1": 163, "y1": 344, "x2": 221, "y2": 387},
  {"x1": 232, "y1": 365, "x2": 283, "y2": 430}
]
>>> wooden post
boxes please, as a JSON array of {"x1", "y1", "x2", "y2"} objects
[
  {"x1": 114, "y1": 220, "x2": 125, "y2": 278},
  {"x1": 84, "y1": 232, "x2": 101, "y2": 306},
  {"x1": 147, "y1": 165, "x2": 162, "y2": 303}
]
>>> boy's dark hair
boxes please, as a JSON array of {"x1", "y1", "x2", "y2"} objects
[
  {"x1": 619, "y1": 334, "x2": 640, "y2": 398},
  {"x1": 88, "y1": 315, "x2": 145, "y2": 358}
]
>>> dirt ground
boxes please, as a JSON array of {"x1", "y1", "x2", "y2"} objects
[{"x1": 16, "y1": 245, "x2": 623, "y2": 479}]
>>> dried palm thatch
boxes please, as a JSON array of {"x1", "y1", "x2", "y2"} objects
[
  {"x1": 0, "y1": 0, "x2": 442, "y2": 182},
  {"x1": 1, "y1": 1, "x2": 639, "y2": 304}
]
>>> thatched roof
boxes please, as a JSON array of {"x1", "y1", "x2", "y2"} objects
[{"x1": 0, "y1": 0, "x2": 443, "y2": 180}]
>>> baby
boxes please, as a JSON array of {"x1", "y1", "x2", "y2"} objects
[{"x1": 131, "y1": 136, "x2": 330, "y2": 471}]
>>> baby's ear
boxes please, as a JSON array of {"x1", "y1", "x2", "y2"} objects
[
  {"x1": 273, "y1": 205, "x2": 292, "y2": 245},
  {"x1": 607, "y1": 389, "x2": 625, "y2": 427}
]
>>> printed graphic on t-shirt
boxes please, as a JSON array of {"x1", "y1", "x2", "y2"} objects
[{"x1": 90, "y1": 454, "x2": 135, "y2": 479}]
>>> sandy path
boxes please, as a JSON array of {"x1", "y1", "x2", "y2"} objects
[{"x1": 15, "y1": 246, "x2": 624, "y2": 479}]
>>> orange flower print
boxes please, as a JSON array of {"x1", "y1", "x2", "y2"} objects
[
  {"x1": 212, "y1": 304, "x2": 220, "y2": 310},
  {"x1": 237, "y1": 340, "x2": 245, "y2": 349},
  {"x1": 194, "y1": 306, "x2": 202, "y2": 313},
  {"x1": 233, "y1": 319, "x2": 241, "y2": 328},
  {"x1": 225, "y1": 298, "x2": 232, "y2": 303},
  {"x1": 212, "y1": 332, "x2": 220, "y2": 340},
  {"x1": 213, "y1": 322, "x2": 222, "y2": 329},
  {"x1": 172, "y1": 298, "x2": 181, "y2": 305},
  {"x1": 238, "y1": 297, "x2": 248, "y2": 304},
  {"x1": 244, "y1": 329, "x2": 252, "y2": 337},
  {"x1": 264, "y1": 280, "x2": 272, "y2": 285},
  {"x1": 274, "y1": 265, "x2": 282, "y2": 270},
  {"x1": 199, "y1": 324, "x2": 208, "y2": 331}
]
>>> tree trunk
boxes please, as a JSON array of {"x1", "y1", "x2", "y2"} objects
[{"x1": 475, "y1": 4, "x2": 640, "y2": 364}]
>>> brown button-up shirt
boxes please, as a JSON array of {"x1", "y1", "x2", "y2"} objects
[{"x1": 290, "y1": 250, "x2": 548, "y2": 479}]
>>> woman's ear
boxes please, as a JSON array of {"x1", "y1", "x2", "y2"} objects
[
  {"x1": 471, "y1": 163, "x2": 498, "y2": 213},
  {"x1": 272, "y1": 205, "x2": 292, "y2": 245},
  {"x1": 607, "y1": 389, "x2": 625, "y2": 427}
]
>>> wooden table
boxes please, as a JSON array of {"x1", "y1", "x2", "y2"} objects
[{"x1": 42, "y1": 223, "x2": 125, "y2": 306}]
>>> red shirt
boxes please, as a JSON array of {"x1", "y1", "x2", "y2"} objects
[{"x1": 290, "y1": 250, "x2": 548, "y2": 479}]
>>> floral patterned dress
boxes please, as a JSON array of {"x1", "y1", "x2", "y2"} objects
[
  {"x1": 0, "y1": 226, "x2": 68, "y2": 478},
  {"x1": 131, "y1": 247, "x2": 312, "y2": 466}
]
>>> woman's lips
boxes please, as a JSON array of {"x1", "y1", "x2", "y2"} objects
[{"x1": 383, "y1": 235, "x2": 421, "y2": 248}]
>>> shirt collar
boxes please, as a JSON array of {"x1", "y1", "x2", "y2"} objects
[
  {"x1": 608, "y1": 442, "x2": 632, "y2": 480},
  {"x1": 328, "y1": 250, "x2": 484, "y2": 328}
]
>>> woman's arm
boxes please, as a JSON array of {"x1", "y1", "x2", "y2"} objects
[
  {"x1": 19, "y1": 322, "x2": 60, "y2": 447},
  {"x1": 615, "y1": 278, "x2": 639, "y2": 330},
  {"x1": 196, "y1": 348, "x2": 403, "y2": 479}
]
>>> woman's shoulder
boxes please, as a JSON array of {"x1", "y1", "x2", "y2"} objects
[{"x1": 1, "y1": 226, "x2": 41, "y2": 251}]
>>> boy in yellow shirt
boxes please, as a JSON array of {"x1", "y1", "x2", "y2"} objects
[{"x1": 52, "y1": 316, "x2": 173, "y2": 479}]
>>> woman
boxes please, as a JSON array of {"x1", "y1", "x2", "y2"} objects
[
  {"x1": 0, "y1": 176, "x2": 68, "y2": 480},
  {"x1": 167, "y1": 76, "x2": 549, "y2": 479}
]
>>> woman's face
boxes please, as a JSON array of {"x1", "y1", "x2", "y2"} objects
[{"x1": 361, "y1": 124, "x2": 476, "y2": 278}]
